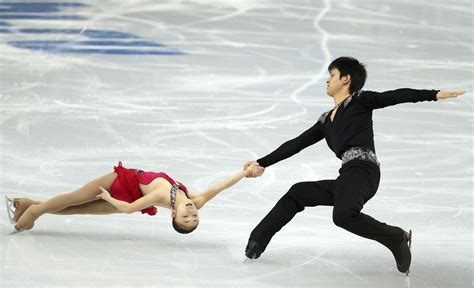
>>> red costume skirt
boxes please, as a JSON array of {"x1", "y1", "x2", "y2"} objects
[{"x1": 110, "y1": 162, "x2": 157, "y2": 216}]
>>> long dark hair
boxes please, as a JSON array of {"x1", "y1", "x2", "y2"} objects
[{"x1": 172, "y1": 218, "x2": 198, "y2": 234}]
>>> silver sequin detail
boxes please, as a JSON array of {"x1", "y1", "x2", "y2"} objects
[
  {"x1": 170, "y1": 184, "x2": 180, "y2": 209},
  {"x1": 342, "y1": 147, "x2": 380, "y2": 167},
  {"x1": 342, "y1": 95, "x2": 353, "y2": 108},
  {"x1": 319, "y1": 90, "x2": 363, "y2": 124},
  {"x1": 318, "y1": 111, "x2": 330, "y2": 123},
  {"x1": 342, "y1": 90, "x2": 363, "y2": 108}
]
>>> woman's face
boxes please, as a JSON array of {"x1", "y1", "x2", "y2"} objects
[{"x1": 173, "y1": 198, "x2": 199, "y2": 230}]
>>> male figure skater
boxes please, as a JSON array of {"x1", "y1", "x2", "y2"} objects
[{"x1": 244, "y1": 56, "x2": 465, "y2": 274}]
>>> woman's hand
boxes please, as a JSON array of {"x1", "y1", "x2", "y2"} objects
[
  {"x1": 97, "y1": 186, "x2": 112, "y2": 201},
  {"x1": 243, "y1": 160, "x2": 257, "y2": 170},
  {"x1": 436, "y1": 90, "x2": 465, "y2": 100},
  {"x1": 244, "y1": 162, "x2": 265, "y2": 178}
]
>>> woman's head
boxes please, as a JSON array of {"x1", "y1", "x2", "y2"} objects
[{"x1": 171, "y1": 198, "x2": 199, "y2": 234}]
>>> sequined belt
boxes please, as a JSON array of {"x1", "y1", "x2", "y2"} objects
[{"x1": 341, "y1": 147, "x2": 380, "y2": 167}]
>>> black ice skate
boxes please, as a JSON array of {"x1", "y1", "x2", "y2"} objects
[
  {"x1": 245, "y1": 240, "x2": 263, "y2": 259},
  {"x1": 394, "y1": 229, "x2": 412, "y2": 275}
]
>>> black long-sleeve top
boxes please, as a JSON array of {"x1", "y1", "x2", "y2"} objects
[{"x1": 257, "y1": 89, "x2": 438, "y2": 167}]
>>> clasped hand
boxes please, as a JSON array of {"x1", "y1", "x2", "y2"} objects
[{"x1": 243, "y1": 161, "x2": 265, "y2": 178}]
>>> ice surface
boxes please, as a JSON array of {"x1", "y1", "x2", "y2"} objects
[{"x1": 1, "y1": 0, "x2": 472, "y2": 287}]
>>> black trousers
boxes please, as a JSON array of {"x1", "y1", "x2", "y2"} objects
[{"x1": 249, "y1": 160, "x2": 404, "y2": 253}]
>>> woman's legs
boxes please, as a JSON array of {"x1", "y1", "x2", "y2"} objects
[
  {"x1": 14, "y1": 197, "x2": 121, "y2": 220},
  {"x1": 53, "y1": 200, "x2": 121, "y2": 215},
  {"x1": 15, "y1": 172, "x2": 117, "y2": 230},
  {"x1": 13, "y1": 198, "x2": 40, "y2": 222}
]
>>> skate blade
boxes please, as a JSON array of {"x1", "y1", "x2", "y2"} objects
[
  {"x1": 406, "y1": 229, "x2": 412, "y2": 276},
  {"x1": 243, "y1": 257, "x2": 256, "y2": 264},
  {"x1": 5, "y1": 195, "x2": 16, "y2": 225},
  {"x1": 9, "y1": 226, "x2": 24, "y2": 235}
]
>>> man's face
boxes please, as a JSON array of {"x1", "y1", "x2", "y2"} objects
[{"x1": 326, "y1": 68, "x2": 349, "y2": 97}]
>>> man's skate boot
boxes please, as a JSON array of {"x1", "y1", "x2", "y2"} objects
[
  {"x1": 245, "y1": 240, "x2": 263, "y2": 259},
  {"x1": 394, "y1": 230, "x2": 412, "y2": 275}
]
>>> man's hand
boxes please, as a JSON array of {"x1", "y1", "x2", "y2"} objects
[
  {"x1": 436, "y1": 90, "x2": 465, "y2": 100},
  {"x1": 244, "y1": 161, "x2": 265, "y2": 178},
  {"x1": 243, "y1": 160, "x2": 257, "y2": 170}
]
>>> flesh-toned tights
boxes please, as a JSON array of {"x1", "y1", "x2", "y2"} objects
[{"x1": 15, "y1": 172, "x2": 120, "y2": 230}]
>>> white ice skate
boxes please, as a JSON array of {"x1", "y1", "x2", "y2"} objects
[
  {"x1": 9, "y1": 227, "x2": 23, "y2": 234},
  {"x1": 5, "y1": 195, "x2": 16, "y2": 224}
]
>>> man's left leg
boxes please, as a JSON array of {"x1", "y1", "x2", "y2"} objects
[{"x1": 331, "y1": 161, "x2": 411, "y2": 273}]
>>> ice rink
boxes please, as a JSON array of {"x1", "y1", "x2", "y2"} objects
[{"x1": 1, "y1": 1, "x2": 472, "y2": 287}]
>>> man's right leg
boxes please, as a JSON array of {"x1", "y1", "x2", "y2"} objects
[{"x1": 246, "y1": 180, "x2": 334, "y2": 259}]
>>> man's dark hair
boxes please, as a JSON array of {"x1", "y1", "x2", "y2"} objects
[
  {"x1": 328, "y1": 57, "x2": 367, "y2": 94},
  {"x1": 172, "y1": 218, "x2": 198, "y2": 234}
]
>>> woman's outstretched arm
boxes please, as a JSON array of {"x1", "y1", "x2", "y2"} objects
[{"x1": 192, "y1": 165, "x2": 256, "y2": 209}]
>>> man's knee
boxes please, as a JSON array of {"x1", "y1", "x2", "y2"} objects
[
  {"x1": 332, "y1": 208, "x2": 356, "y2": 228},
  {"x1": 286, "y1": 183, "x2": 308, "y2": 211},
  {"x1": 287, "y1": 182, "x2": 309, "y2": 200}
]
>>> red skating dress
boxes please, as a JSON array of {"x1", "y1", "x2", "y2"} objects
[{"x1": 110, "y1": 161, "x2": 188, "y2": 215}]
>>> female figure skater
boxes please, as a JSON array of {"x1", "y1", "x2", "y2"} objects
[
  {"x1": 7, "y1": 161, "x2": 259, "y2": 234},
  {"x1": 242, "y1": 56, "x2": 465, "y2": 275}
]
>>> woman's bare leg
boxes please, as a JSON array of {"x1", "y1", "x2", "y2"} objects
[
  {"x1": 14, "y1": 195, "x2": 120, "y2": 220},
  {"x1": 14, "y1": 198, "x2": 40, "y2": 222},
  {"x1": 15, "y1": 172, "x2": 117, "y2": 230},
  {"x1": 53, "y1": 200, "x2": 121, "y2": 215}
]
